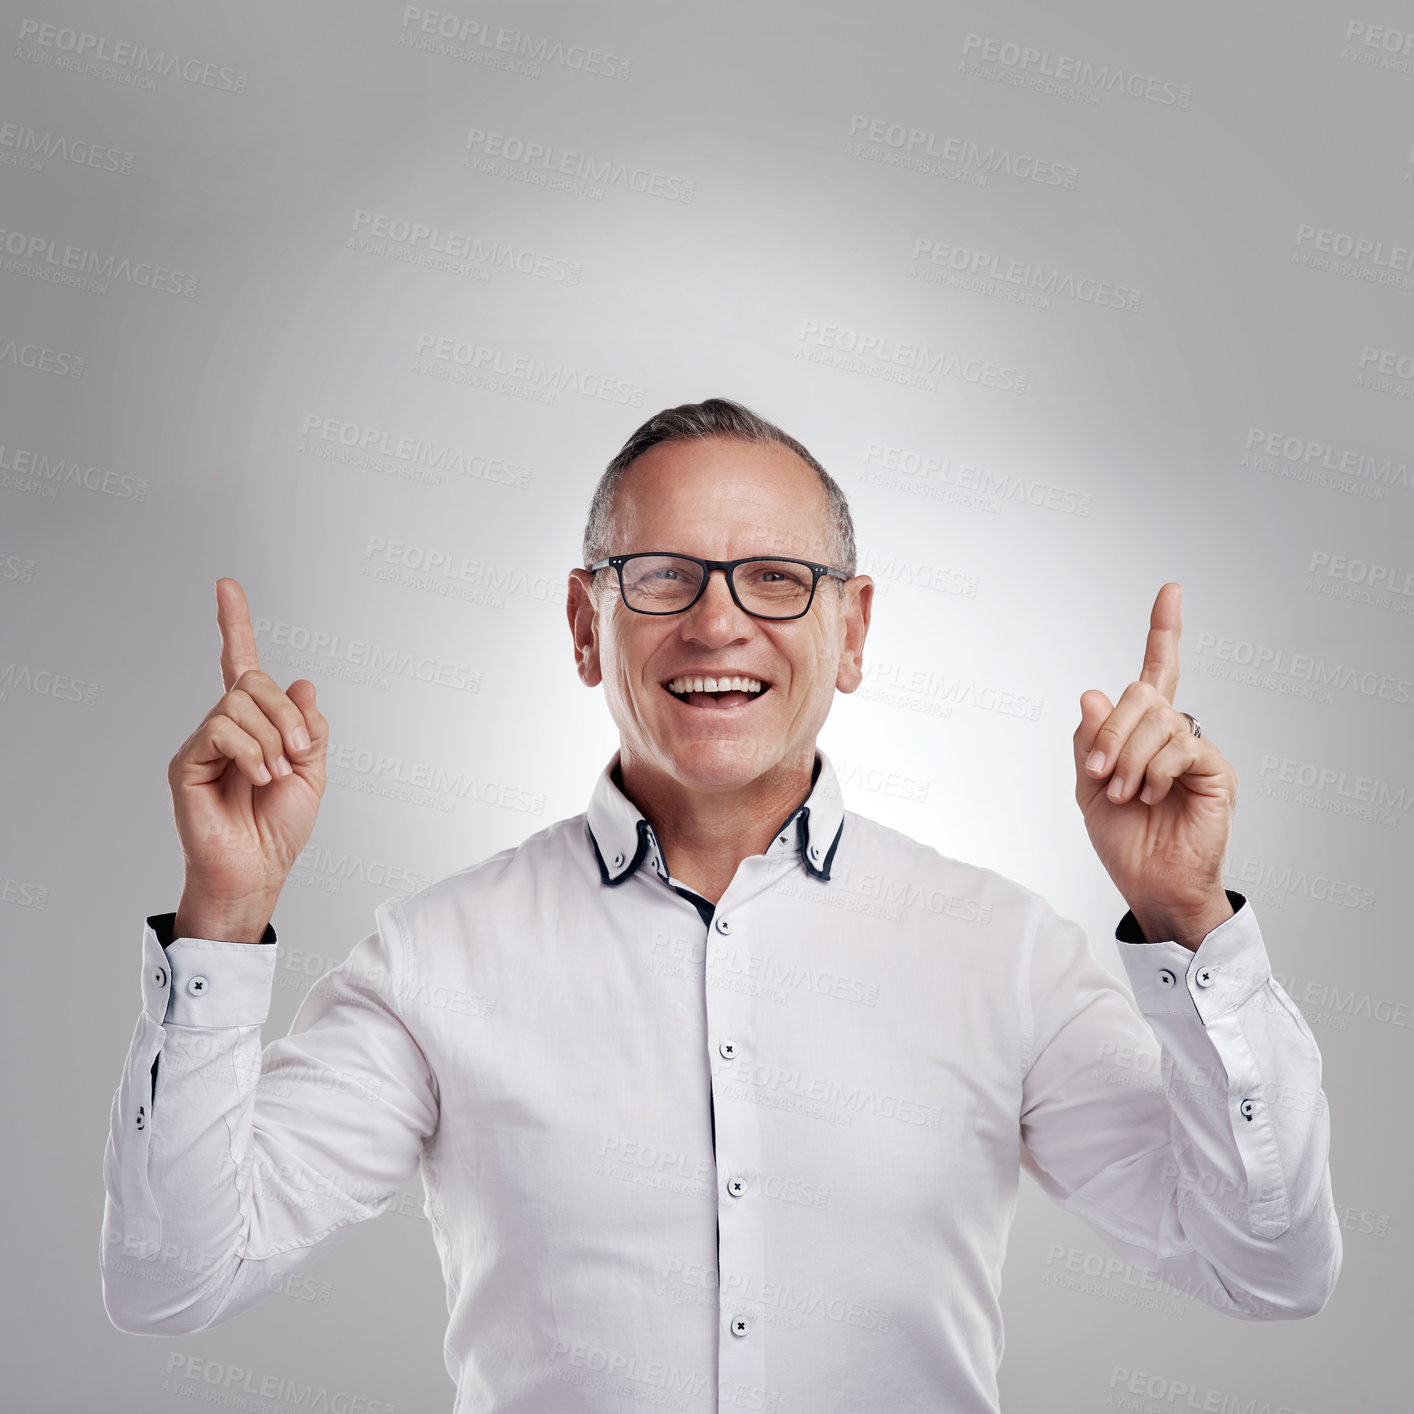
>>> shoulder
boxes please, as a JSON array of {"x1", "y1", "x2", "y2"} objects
[
  {"x1": 380, "y1": 812, "x2": 595, "y2": 931},
  {"x1": 839, "y1": 808, "x2": 1057, "y2": 927}
]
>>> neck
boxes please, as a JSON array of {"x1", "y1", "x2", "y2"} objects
[{"x1": 617, "y1": 750, "x2": 816, "y2": 905}]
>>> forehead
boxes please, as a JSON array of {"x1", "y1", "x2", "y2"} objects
[{"x1": 610, "y1": 437, "x2": 831, "y2": 560}]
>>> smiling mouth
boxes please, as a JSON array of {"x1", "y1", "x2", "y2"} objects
[{"x1": 664, "y1": 675, "x2": 769, "y2": 708}]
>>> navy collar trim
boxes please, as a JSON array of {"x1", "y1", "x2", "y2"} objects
[
  {"x1": 585, "y1": 751, "x2": 846, "y2": 888},
  {"x1": 795, "y1": 806, "x2": 844, "y2": 881},
  {"x1": 587, "y1": 815, "x2": 652, "y2": 888}
]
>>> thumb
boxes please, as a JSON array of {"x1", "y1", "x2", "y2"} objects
[
  {"x1": 285, "y1": 679, "x2": 328, "y2": 752},
  {"x1": 1073, "y1": 689, "x2": 1113, "y2": 780}
]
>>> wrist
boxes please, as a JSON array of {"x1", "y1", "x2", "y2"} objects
[
  {"x1": 175, "y1": 886, "x2": 279, "y2": 945},
  {"x1": 1126, "y1": 891, "x2": 1235, "y2": 952}
]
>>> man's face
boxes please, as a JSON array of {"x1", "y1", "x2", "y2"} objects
[{"x1": 567, "y1": 436, "x2": 873, "y2": 797}]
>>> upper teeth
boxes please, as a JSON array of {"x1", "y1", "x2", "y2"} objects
[{"x1": 667, "y1": 676, "x2": 764, "y2": 695}]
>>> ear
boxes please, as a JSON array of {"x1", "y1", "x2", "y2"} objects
[
  {"x1": 835, "y1": 575, "x2": 874, "y2": 693},
  {"x1": 567, "y1": 569, "x2": 603, "y2": 687}
]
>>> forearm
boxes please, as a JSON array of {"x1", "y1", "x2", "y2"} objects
[
  {"x1": 1022, "y1": 896, "x2": 1342, "y2": 1321},
  {"x1": 100, "y1": 906, "x2": 436, "y2": 1336},
  {"x1": 1113, "y1": 902, "x2": 1342, "y2": 1316},
  {"x1": 101, "y1": 918, "x2": 288, "y2": 1332}
]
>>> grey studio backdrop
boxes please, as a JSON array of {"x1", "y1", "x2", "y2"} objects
[{"x1": 0, "y1": 2, "x2": 1408, "y2": 1411}]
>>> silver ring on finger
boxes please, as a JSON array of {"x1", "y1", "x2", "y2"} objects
[{"x1": 1178, "y1": 711, "x2": 1201, "y2": 739}]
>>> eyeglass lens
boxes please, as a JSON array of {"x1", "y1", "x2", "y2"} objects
[{"x1": 619, "y1": 556, "x2": 816, "y2": 617}]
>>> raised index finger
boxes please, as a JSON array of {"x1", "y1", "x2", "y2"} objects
[
  {"x1": 216, "y1": 577, "x2": 261, "y2": 693},
  {"x1": 1138, "y1": 580, "x2": 1182, "y2": 703}
]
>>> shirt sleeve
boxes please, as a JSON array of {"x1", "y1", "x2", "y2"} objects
[
  {"x1": 1017, "y1": 890, "x2": 1342, "y2": 1320},
  {"x1": 99, "y1": 902, "x2": 439, "y2": 1335}
]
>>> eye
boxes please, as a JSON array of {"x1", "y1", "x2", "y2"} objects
[{"x1": 740, "y1": 563, "x2": 812, "y2": 589}]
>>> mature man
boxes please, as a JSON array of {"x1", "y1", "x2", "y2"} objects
[{"x1": 102, "y1": 398, "x2": 1340, "y2": 1414}]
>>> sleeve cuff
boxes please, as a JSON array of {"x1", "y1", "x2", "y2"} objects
[
  {"x1": 141, "y1": 913, "x2": 280, "y2": 1028},
  {"x1": 1114, "y1": 892, "x2": 1273, "y2": 1024}
]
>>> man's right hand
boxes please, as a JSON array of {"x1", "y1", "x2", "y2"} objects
[{"x1": 168, "y1": 578, "x2": 328, "y2": 944}]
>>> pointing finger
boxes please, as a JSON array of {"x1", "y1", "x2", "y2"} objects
[
  {"x1": 1138, "y1": 581, "x2": 1182, "y2": 704},
  {"x1": 216, "y1": 577, "x2": 261, "y2": 694}
]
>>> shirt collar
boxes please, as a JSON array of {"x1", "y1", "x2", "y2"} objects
[{"x1": 585, "y1": 750, "x2": 846, "y2": 887}]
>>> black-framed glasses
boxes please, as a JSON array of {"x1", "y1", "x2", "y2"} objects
[{"x1": 588, "y1": 553, "x2": 849, "y2": 620}]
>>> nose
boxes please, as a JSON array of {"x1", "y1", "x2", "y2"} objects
[{"x1": 681, "y1": 567, "x2": 752, "y2": 644}]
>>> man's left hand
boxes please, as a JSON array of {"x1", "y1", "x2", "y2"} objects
[{"x1": 1073, "y1": 582, "x2": 1237, "y2": 951}]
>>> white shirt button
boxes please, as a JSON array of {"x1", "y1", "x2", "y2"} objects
[
  {"x1": 186, "y1": 975, "x2": 209, "y2": 996},
  {"x1": 1239, "y1": 1097, "x2": 1256, "y2": 1121},
  {"x1": 612, "y1": 853, "x2": 624, "y2": 868},
  {"x1": 1194, "y1": 965, "x2": 1216, "y2": 987},
  {"x1": 718, "y1": 1040, "x2": 736, "y2": 1059},
  {"x1": 151, "y1": 967, "x2": 167, "y2": 988},
  {"x1": 809, "y1": 844, "x2": 821, "y2": 861},
  {"x1": 730, "y1": 1316, "x2": 751, "y2": 1337},
  {"x1": 727, "y1": 1177, "x2": 746, "y2": 1197},
  {"x1": 1156, "y1": 968, "x2": 1177, "y2": 987},
  {"x1": 715, "y1": 917, "x2": 731, "y2": 935},
  {"x1": 135, "y1": 1105, "x2": 146, "y2": 1130}
]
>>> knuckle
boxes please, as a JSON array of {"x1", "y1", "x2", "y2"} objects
[{"x1": 1114, "y1": 746, "x2": 1142, "y2": 775}]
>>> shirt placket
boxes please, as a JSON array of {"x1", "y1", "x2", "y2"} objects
[
  {"x1": 631, "y1": 802, "x2": 816, "y2": 1412},
  {"x1": 700, "y1": 853, "x2": 794, "y2": 1414}
]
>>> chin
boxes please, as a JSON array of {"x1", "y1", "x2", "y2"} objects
[{"x1": 657, "y1": 737, "x2": 783, "y2": 792}]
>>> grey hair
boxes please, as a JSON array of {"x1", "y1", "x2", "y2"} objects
[{"x1": 581, "y1": 397, "x2": 857, "y2": 578}]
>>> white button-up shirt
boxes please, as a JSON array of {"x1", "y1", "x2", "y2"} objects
[{"x1": 101, "y1": 751, "x2": 1341, "y2": 1413}]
